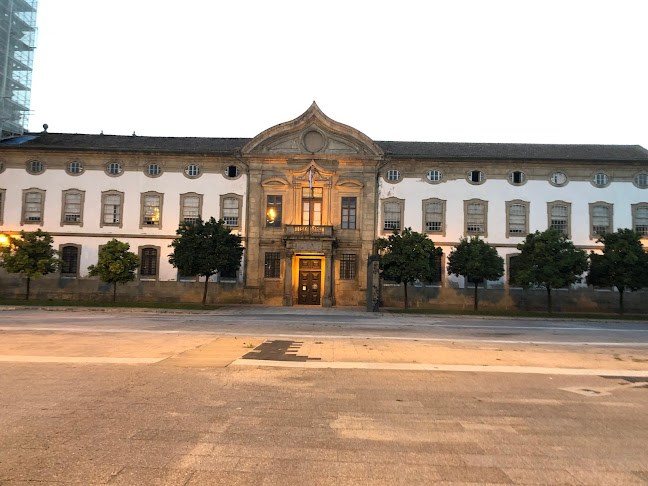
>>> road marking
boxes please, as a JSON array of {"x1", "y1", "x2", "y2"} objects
[
  {"x1": 230, "y1": 359, "x2": 648, "y2": 377},
  {"x1": 0, "y1": 356, "x2": 163, "y2": 364}
]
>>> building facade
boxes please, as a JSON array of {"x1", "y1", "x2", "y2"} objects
[
  {"x1": 1, "y1": 103, "x2": 648, "y2": 310},
  {"x1": 0, "y1": 0, "x2": 38, "y2": 138}
]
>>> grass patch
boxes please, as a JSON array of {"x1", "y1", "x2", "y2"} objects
[
  {"x1": 385, "y1": 308, "x2": 648, "y2": 321},
  {"x1": 0, "y1": 299, "x2": 221, "y2": 311}
]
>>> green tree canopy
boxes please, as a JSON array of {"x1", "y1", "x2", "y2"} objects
[
  {"x1": 0, "y1": 229, "x2": 59, "y2": 300},
  {"x1": 376, "y1": 227, "x2": 442, "y2": 309},
  {"x1": 512, "y1": 229, "x2": 588, "y2": 313},
  {"x1": 169, "y1": 217, "x2": 244, "y2": 305},
  {"x1": 586, "y1": 229, "x2": 648, "y2": 314},
  {"x1": 87, "y1": 239, "x2": 139, "y2": 302},
  {"x1": 447, "y1": 237, "x2": 504, "y2": 311}
]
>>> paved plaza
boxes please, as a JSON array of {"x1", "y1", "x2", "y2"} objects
[{"x1": 1, "y1": 308, "x2": 648, "y2": 485}]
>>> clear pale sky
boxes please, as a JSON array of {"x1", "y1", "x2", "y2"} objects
[{"x1": 28, "y1": 1, "x2": 648, "y2": 149}]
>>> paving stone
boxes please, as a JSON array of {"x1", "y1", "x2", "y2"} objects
[{"x1": 105, "y1": 466, "x2": 195, "y2": 485}]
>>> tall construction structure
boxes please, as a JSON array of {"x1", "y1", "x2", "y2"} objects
[{"x1": 0, "y1": 0, "x2": 37, "y2": 139}]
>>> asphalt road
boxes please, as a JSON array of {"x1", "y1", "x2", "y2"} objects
[{"x1": 1, "y1": 306, "x2": 647, "y2": 348}]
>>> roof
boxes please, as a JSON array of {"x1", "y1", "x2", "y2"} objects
[{"x1": 2, "y1": 132, "x2": 648, "y2": 162}]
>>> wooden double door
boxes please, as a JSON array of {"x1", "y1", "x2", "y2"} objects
[{"x1": 298, "y1": 259, "x2": 321, "y2": 305}]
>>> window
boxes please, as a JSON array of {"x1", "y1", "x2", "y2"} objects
[
  {"x1": 0, "y1": 160, "x2": 5, "y2": 173},
  {"x1": 467, "y1": 170, "x2": 485, "y2": 184},
  {"x1": 180, "y1": 193, "x2": 202, "y2": 224},
  {"x1": 548, "y1": 201, "x2": 571, "y2": 237},
  {"x1": 426, "y1": 170, "x2": 443, "y2": 183},
  {"x1": 66, "y1": 161, "x2": 84, "y2": 175},
  {"x1": 550, "y1": 172, "x2": 568, "y2": 186},
  {"x1": 423, "y1": 198, "x2": 445, "y2": 235},
  {"x1": 61, "y1": 190, "x2": 85, "y2": 226},
  {"x1": 21, "y1": 189, "x2": 45, "y2": 225},
  {"x1": 592, "y1": 172, "x2": 610, "y2": 187},
  {"x1": 634, "y1": 174, "x2": 648, "y2": 189},
  {"x1": 382, "y1": 199, "x2": 403, "y2": 231},
  {"x1": 224, "y1": 165, "x2": 240, "y2": 178},
  {"x1": 340, "y1": 254, "x2": 357, "y2": 280},
  {"x1": 26, "y1": 160, "x2": 44, "y2": 174},
  {"x1": 266, "y1": 195, "x2": 282, "y2": 227},
  {"x1": 101, "y1": 191, "x2": 124, "y2": 228},
  {"x1": 302, "y1": 187, "x2": 322, "y2": 226},
  {"x1": 105, "y1": 162, "x2": 123, "y2": 176},
  {"x1": 140, "y1": 192, "x2": 163, "y2": 229},
  {"x1": 221, "y1": 194, "x2": 242, "y2": 227},
  {"x1": 632, "y1": 203, "x2": 648, "y2": 236},
  {"x1": 506, "y1": 200, "x2": 529, "y2": 237},
  {"x1": 589, "y1": 202, "x2": 613, "y2": 239},
  {"x1": 508, "y1": 171, "x2": 526, "y2": 185},
  {"x1": 508, "y1": 254, "x2": 521, "y2": 286},
  {"x1": 0, "y1": 188, "x2": 5, "y2": 225},
  {"x1": 264, "y1": 252, "x2": 281, "y2": 278},
  {"x1": 144, "y1": 163, "x2": 162, "y2": 177},
  {"x1": 60, "y1": 245, "x2": 80, "y2": 276},
  {"x1": 386, "y1": 169, "x2": 401, "y2": 182},
  {"x1": 341, "y1": 197, "x2": 356, "y2": 229},
  {"x1": 184, "y1": 164, "x2": 201, "y2": 178},
  {"x1": 139, "y1": 247, "x2": 159, "y2": 279},
  {"x1": 465, "y1": 199, "x2": 487, "y2": 236}
]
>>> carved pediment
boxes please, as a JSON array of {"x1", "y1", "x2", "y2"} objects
[
  {"x1": 291, "y1": 161, "x2": 333, "y2": 187},
  {"x1": 242, "y1": 102, "x2": 383, "y2": 157}
]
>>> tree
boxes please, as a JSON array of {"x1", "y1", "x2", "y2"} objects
[
  {"x1": 169, "y1": 217, "x2": 244, "y2": 305},
  {"x1": 87, "y1": 239, "x2": 139, "y2": 302},
  {"x1": 447, "y1": 237, "x2": 504, "y2": 311},
  {"x1": 376, "y1": 227, "x2": 442, "y2": 309},
  {"x1": 512, "y1": 229, "x2": 588, "y2": 313},
  {"x1": 0, "y1": 229, "x2": 59, "y2": 300},
  {"x1": 586, "y1": 229, "x2": 648, "y2": 315}
]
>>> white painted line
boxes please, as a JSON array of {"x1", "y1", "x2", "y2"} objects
[
  {"x1": 0, "y1": 355, "x2": 163, "y2": 364},
  {"x1": 230, "y1": 359, "x2": 648, "y2": 377}
]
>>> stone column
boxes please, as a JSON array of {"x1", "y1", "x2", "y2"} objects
[
  {"x1": 322, "y1": 252, "x2": 333, "y2": 307},
  {"x1": 282, "y1": 251, "x2": 293, "y2": 306}
]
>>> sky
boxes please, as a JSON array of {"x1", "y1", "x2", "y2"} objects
[{"x1": 28, "y1": 1, "x2": 648, "y2": 149}]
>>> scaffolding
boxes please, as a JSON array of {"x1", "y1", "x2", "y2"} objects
[{"x1": 0, "y1": 0, "x2": 37, "y2": 139}]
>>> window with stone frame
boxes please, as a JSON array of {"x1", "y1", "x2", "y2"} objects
[
  {"x1": 180, "y1": 193, "x2": 202, "y2": 224},
  {"x1": 60, "y1": 245, "x2": 80, "y2": 276},
  {"x1": 632, "y1": 203, "x2": 648, "y2": 236},
  {"x1": 465, "y1": 200, "x2": 487, "y2": 235},
  {"x1": 139, "y1": 247, "x2": 159, "y2": 278},
  {"x1": 264, "y1": 252, "x2": 281, "y2": 278},
  {"x1": 548, "y1": 201, "x2": 571, "y2": 237},
  {"x1": 383, "y1": 199, "x2": 402, "y2": 231},
  {"x1": 506, "y1": 200, "x2": 528, "y2": 237},
  {"x1": 339, "y1": 254, "x2": 357, "y2": 280},
  {"x1": 341, "y1": 197, "x2": 356, "y2": 229},
  {"x1": 140, "y1": 192, "x2": 163, "y2": 228},
  {"x1": 590, "y1": 202, "x2": 613, "y2": 238},
  {"x1": 266, "y1": 195, "x2": 282, "y2": 227},
  {"x1": 22, "y1": 189, "x2": 45, "y2": 225},
  {"x1": 101, "y1": 191, "x2": 123, "y2": 227},
  {"x1": 221, "y1": 195, "x2": 241, "y2": 227},
  {"x1": 61, "y1": 190, "x2": 84, "y2": 225},
  {"x1": 423, "y1": 199, "x2": 445, "y2": 234}
]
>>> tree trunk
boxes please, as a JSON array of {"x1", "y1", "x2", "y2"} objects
[
  {"x1": 403, "y1": 281, "x2": 408, "y2": 310},
  {"x1": 619, "y1": 289, "x2": 624, "y2": 316},
  {"x1": 25, "y1": 276, "x2": 30, "y2": 300},
  {"x1": 112, "y1": 282, "x2": 117, "y2": 303},
  {"x1": 202, "y1": 276, "x2": 210, "y2": 306},
  {"x1": 547, "y1": 286, "x2": 552, "y2": 314},
  {"x1": 474, "y1": 281, "x2": 479, "y2": 311}
]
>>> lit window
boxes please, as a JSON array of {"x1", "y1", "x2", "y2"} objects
[
  {"x1": 66, "y1": 161, "x2": 83, "y2": 175},
  {"x1": 383, "y1": 200, "x2": 402, "y2": 230},
  {"x1": 302, "y1": 187, "x2": 322, "y2": 226},
  {"x1": 341, "y1": 197, "x2": 356, "y2": 229},
  {"x1": 222, "y1": 197, "x2": 240, "y2": 226},
  {"x1": 593, "y1": 173, "x2": 609, "y2": 187},
  {"x1": 427, "y1": 170, "x2": 442, "y2": 183},
  {"x1": 266, "y1": 195, "x2": 282, "y2": 227},
  {"x1": 386, "y1": 169, "x2": 401, "y2": 182},
  {"x1": 145, "y1": 163, "x2": 162, "y2": 177},
  {"x1": 264, "y1": 252, "x2": 281, "y2": 278},
  {"x1": 142, "y1": 194, "x2": 161, "y2": 225},
  {"x1": 106, "y1": 162, "x2": 123, "y2": 175},
  {"x1": 184, "y1": 164, "x2": 201, "y2": 178},
  {"x1": 508, "y1": 171, "x2": 526, "y2": 185},
  {"x1": 550, "y1": 172, "x2": 568, "y2": 186},
  {"x1": 340, "y1": 254, "x2": 357, "y2": 280}
]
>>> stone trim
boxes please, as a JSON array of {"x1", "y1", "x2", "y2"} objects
[
  {"x1": 507, "y1": 170, "x2": 528, "y2": 186},
  {"x1": 223, "y1": 164, "x2": 243, "y2": 180},
  {"x1": 143, "y1": 162, "x2": 163, "y2": 178},
  {"x1": 464, "y1": 199, "x2": 488, "y2": 237},
  {"x1": 631, "y1": 202, "x2": 648, "y2": 237},
  {"x1": 633, "y1": 172, "x2": 648, "y2": 189},
  {"x1": 466, "y1": 170, "x2": 486, "y2": 185},
  {"x1": 549, "y1": 171, "x2": 569, "y2": 187},
  {"x1": 25, "y1": 159, "x2": 45, "y2": 175},
  {"x1": 60, "y1": 189, "x2": 86, "y2": 227},
  {"x1": 0, "y1": 188, "x2": 5, "y2": 225},
  {"x1": 21, "y1": 188, "x2": 46, "y2": 226},
  {"x1": 65, "y1": 159, "x2": 85, "y2": 176},
  {"x1": 547, "y1": 200, "x2": 572, "y2": 239},
  {"x1": 425, "y1": 169, "x2": 444, "y2": 184},
  {"x1": 505, "y1": 200, "x2": 529, "y2": 238},
  {"x1": 104, "y1": 161, "x2": 124, "y2": 177},
  {"x1": 139, "y1": 191, "x2": 164, "y2": 230},
  {"x1": 588, "y1": 201, "x2": 613, "y2": 240},
  {"x1": 58, "y1": 243, "x2": 82, "y2": 278},
  {"x1": 100, "y1": 190, "x2": 125, "y2": 229},
  {"x1": 381, "y1": 197, "x2": 405, "y2": 234},
  {"x1": 590, "y1": 171, "x2": 611, "y2": 188},
  {"x1": 138, "y1": 245, "x2": 161, "y2": 281},
  {"x1": 183, "y1": 163, "x2": 203, "y2": 179},
  {"x1": 422, "y1": 198, "x2": 446, "y2": 236}
]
